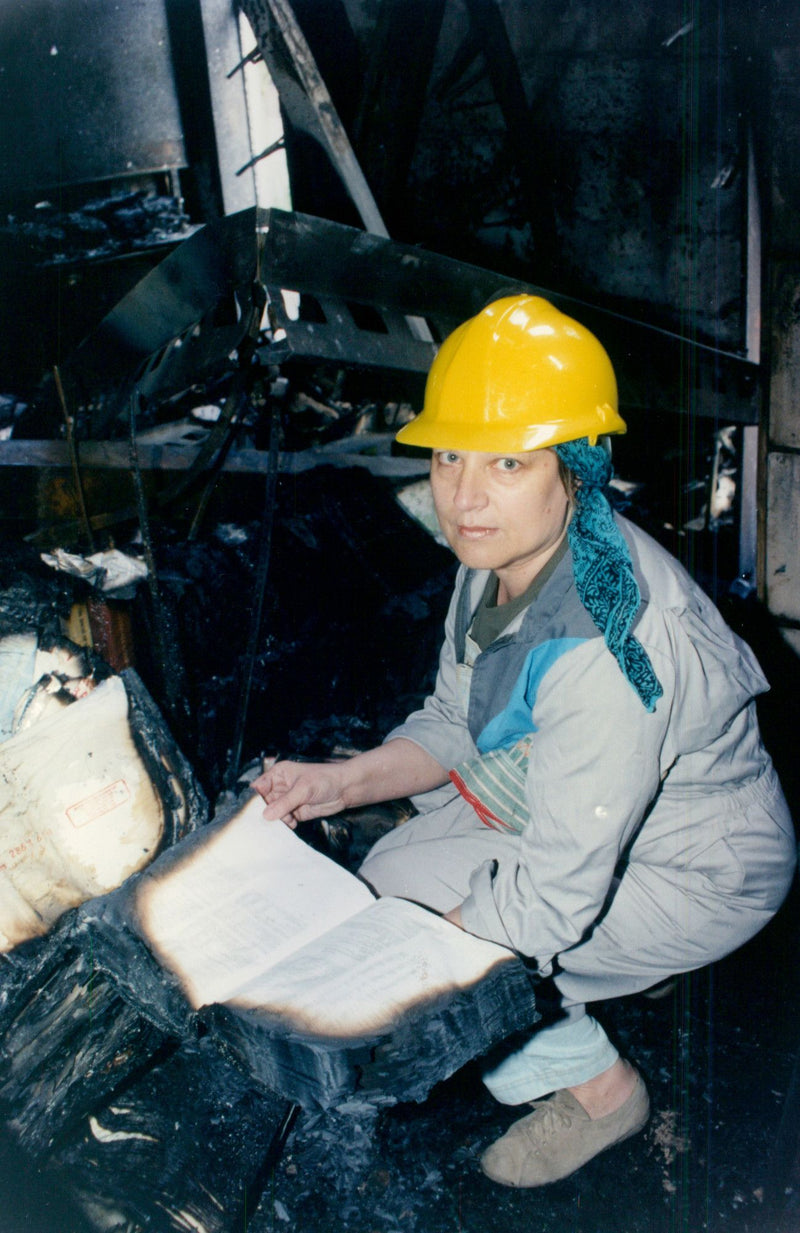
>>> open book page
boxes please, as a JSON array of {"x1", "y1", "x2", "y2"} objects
[
  {"x1": 229, "y1": 895, "x2": 513, "y2": 1038},
  {"x1": 134, "y1": 795, "x2": 375, "y2": 1008}
]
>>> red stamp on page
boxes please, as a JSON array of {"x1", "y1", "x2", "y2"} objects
[{"x1": 66, "y1": 780, "x2": 131, "y2": 828}]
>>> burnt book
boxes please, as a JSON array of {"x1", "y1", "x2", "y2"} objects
[
  {"x1": 84, "y1": 793, "x2": 539, "y2": 1110},
  {"x1": 0, "y1": 664, "x2": 207, "y2": 1158}
]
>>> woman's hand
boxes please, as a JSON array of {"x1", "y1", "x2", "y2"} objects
[
  {"x1": 252, "y1": 760, "x2": 349, "y2": 827},
  {"x1": 253, "y1": 739, "x2": 450, "y2": 828}
]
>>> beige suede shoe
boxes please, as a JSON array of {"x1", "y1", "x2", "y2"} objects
[{"x1": 480, "y1": 1073, "x2": 650, "y2": 1187}]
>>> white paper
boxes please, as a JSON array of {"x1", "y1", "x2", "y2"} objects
[
  {"x1": 0, "y1": 677, "x2": 164, "y2": 950},
  {"x1": 230, "y1": 895, "x2": 510, "y2": 1037},
  {"x1": 136, "y1": 796, "x2": 375, "y2": 1007}
]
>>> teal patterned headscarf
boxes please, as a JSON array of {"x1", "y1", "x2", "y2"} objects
[{"x1": 553, "y1": 438, "x2": 662, "y2": 712}]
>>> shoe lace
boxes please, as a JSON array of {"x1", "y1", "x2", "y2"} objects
[{"x1": 523, "y1": 1097, "x2": 574, "y2": 1145}]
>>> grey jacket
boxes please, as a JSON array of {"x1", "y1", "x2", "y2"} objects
[{"x1": 387, "y1": 515, "x2": 796, "y2": 964}]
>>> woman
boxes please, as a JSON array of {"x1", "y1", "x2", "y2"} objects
[{"x1": 254, "y1": 295, "x2": 796, "y2": 1187}]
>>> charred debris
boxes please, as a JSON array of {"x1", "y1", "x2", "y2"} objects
[
  {"x1": 0, "y1": 203, "x2": 750, "y2": 800},
  {"x1": 0, "y1": 1, "x2": 798, "y2": 1230},
  {"x1": 0, "y1": 137, "x2": 790, "y2": 1233},
  {"x1": 0, "y1": 208, "x2": 787, "y2": 1233}
]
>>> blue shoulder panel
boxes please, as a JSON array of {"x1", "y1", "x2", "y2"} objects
[{"x1": 476, "y1": 638, "x2": 587, "y2": 752}]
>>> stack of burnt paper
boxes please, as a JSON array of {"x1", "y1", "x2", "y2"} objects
[
  {"x1": 3, "y1": 788, "x2": 538, "y2": 1230},
  {"x1": 0, "y1": 655, "x2": 206, "y2": 1157},
  {"x1": 84, "y1": 792, "x2": 539, "y2": 1111},
  {"x1": 0, "y1": 636, "x2": 537, "y2": 1228}
]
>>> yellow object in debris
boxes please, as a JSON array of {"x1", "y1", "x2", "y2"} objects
[{"x1": 65, "y1": 600, "x2": 94, "y2": 648}]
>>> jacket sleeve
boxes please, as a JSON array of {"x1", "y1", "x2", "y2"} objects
[
  {"x1": 460, "y1": 634, "x2": 674, "y2": 964},
  {"x1": 383, "y1": 566, "x2": 480, "y2": 771}
]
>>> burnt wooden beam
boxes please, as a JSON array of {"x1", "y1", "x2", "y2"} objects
[
  {"x1": 350, "y1": 0, "x2": 447, "y2": 225},
  {"x1": 238, "y1": 0, "x2": 389, "y2": 237}
]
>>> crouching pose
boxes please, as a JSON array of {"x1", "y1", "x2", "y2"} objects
[{"x1": 255, "y1": 295, "x2": 796, "y2": 1187}]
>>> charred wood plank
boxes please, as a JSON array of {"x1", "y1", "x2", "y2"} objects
[{"x1": 239, "y1": 0, "x2": 389, "y2": 237}]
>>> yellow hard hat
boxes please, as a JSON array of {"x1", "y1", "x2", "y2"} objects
[{"x1": 396, "y1": 295, "x2": 626, "y2": 452}]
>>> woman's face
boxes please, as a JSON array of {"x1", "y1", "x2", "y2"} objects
[{"x1": 429, "y1": 447, "x2": 571, "y2": 601}]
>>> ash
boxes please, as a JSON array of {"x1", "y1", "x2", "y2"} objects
[{"x1": 1, "y1": 191, "x2": 193, "y2": 265}]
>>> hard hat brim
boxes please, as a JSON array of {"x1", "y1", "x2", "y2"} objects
[{"x1": 395, "y1": 405, "x2": 626, "y2": 453}]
